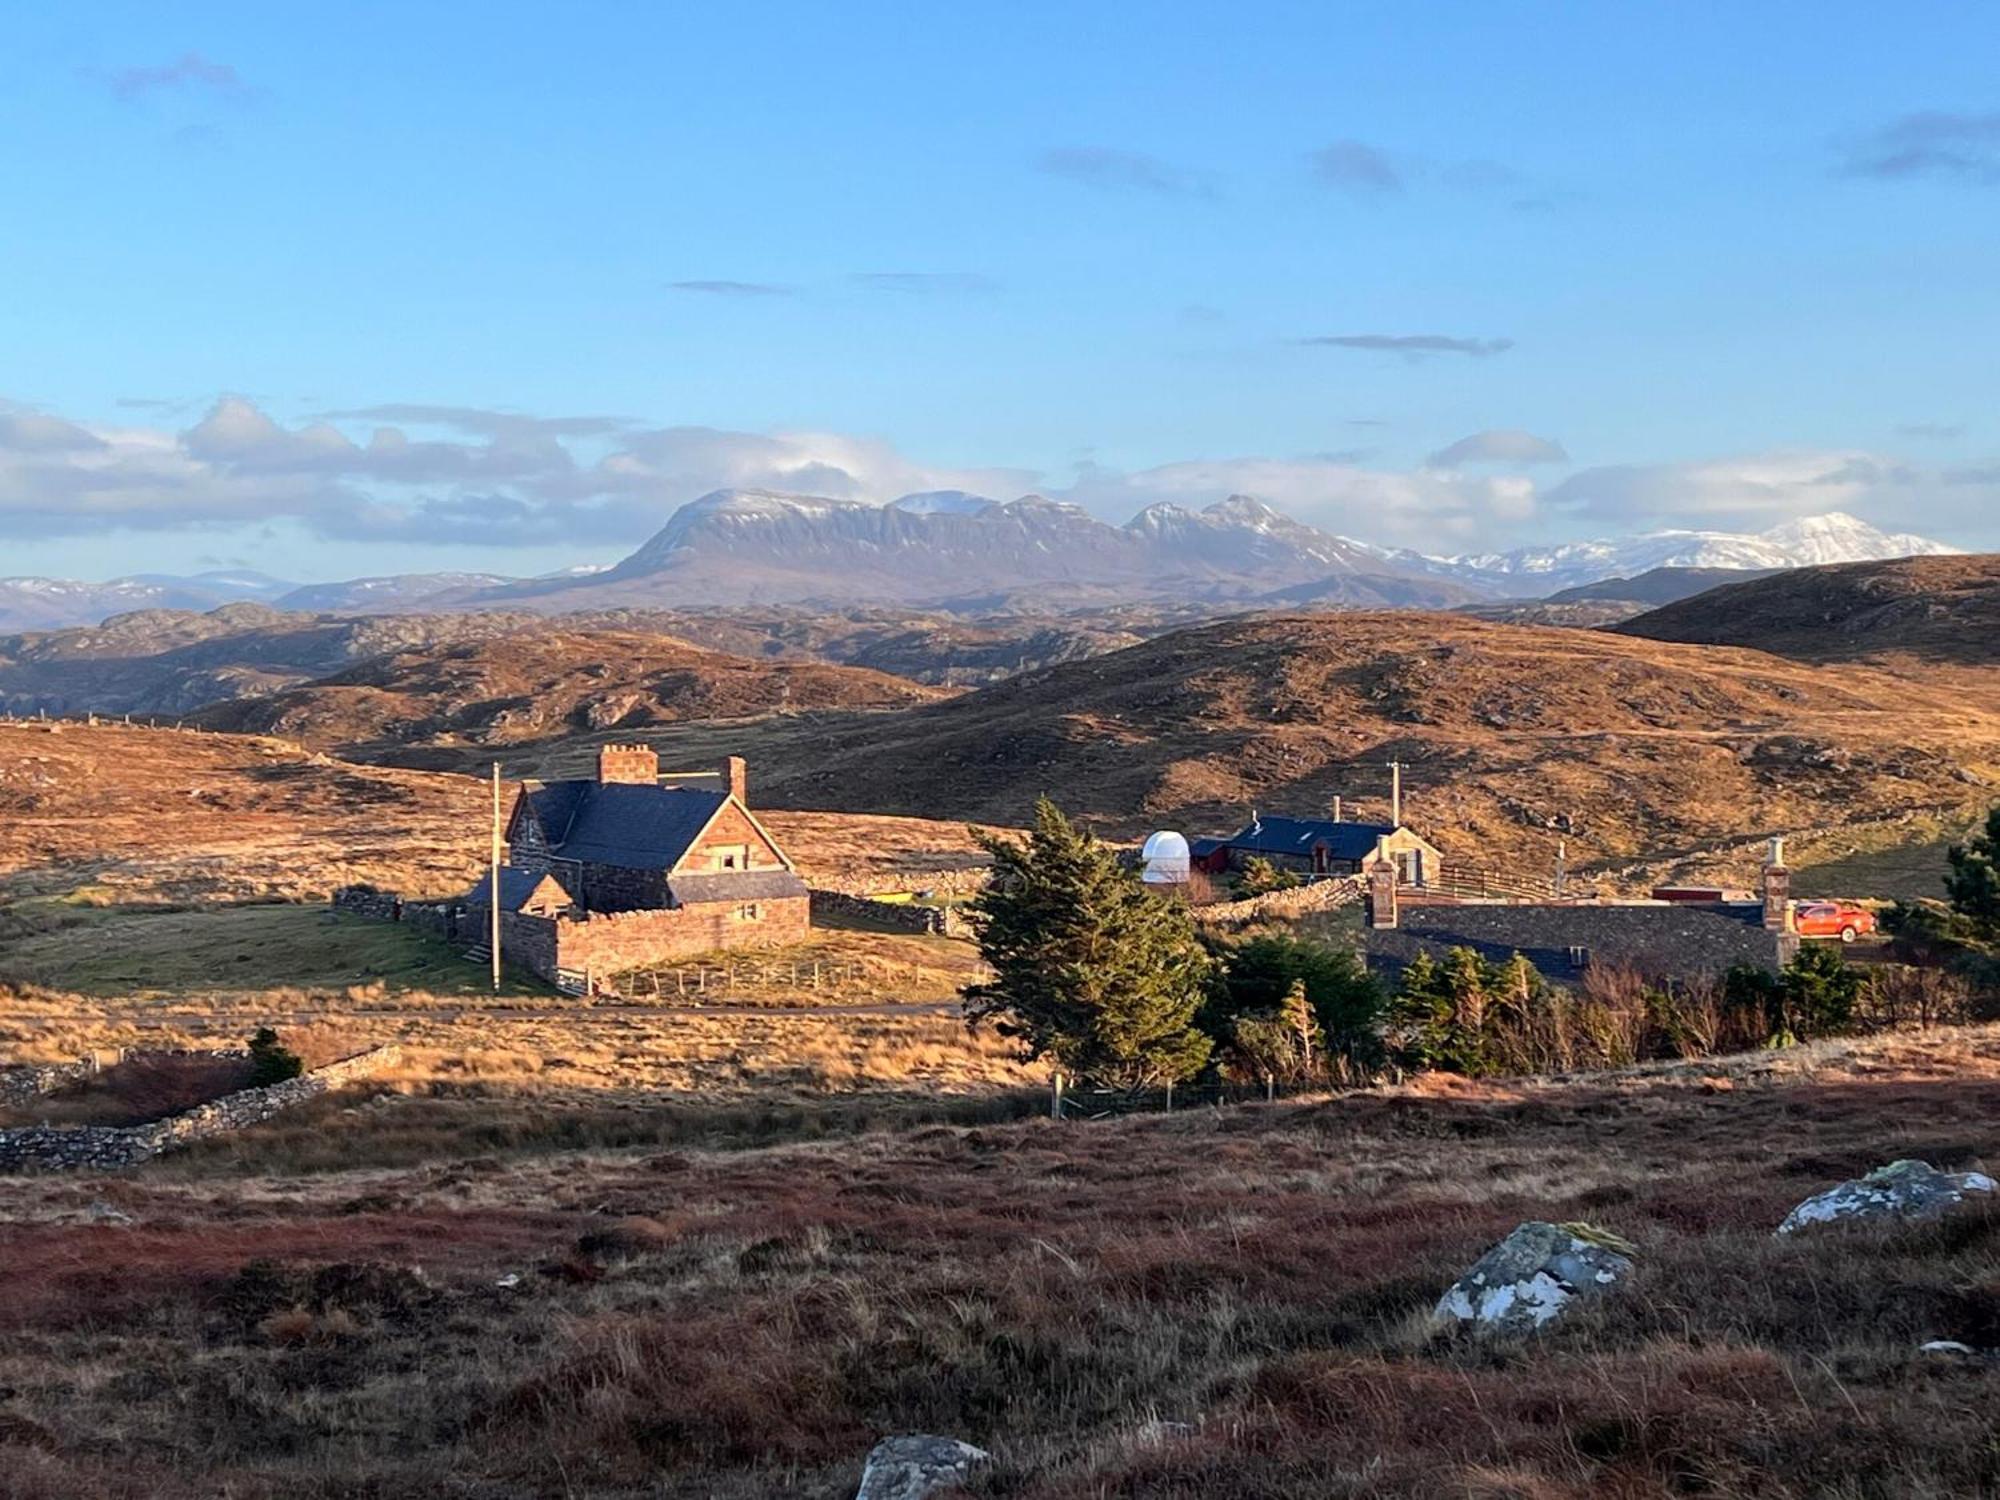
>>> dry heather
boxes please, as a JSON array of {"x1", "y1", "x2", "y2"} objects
[
  {"x1": 188, "y1": 625, "x2": 945, "y2": 753},
  {"x1": 0, "y1": 1026, "x2": 1997, "y2": 1497},
  {"x1": 722, "y1": 612, "x2": 2000, "y2": 882},
  {"x1": 1612, "y1": 552, "x2": 2000, "y2": 667}
]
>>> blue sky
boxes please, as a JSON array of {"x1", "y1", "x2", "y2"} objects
[{"x1": 5, "y1": 1, "x2": 2000, "y2": 581}]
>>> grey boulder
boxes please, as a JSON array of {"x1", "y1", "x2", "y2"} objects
[
  {"x1": 854, "y1": 1434, "x2": 990, "y2": 1500},
  {"x1": 1434, "y1": 1221, "x2": 1635, "y2": 1335},
  {"x1": 1777, "y1": 1159, "x2": 1997, "y2": 1235}
]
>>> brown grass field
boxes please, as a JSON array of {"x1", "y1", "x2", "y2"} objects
[
  {"x1": 5, "y1": 693, "x2": 2000, "y2": 1495},
  {"x1": 0, "y1": 1026, "x2": 1994, "y2": 1497}
]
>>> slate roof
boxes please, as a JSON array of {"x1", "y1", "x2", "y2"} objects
[
  {"x1": 1363, "y1": 902, "x2": 1789, "y2": 983},
  {"x1": 1217, "y1": 816, "x2": 1402, "y2": 862},
  {"x1": 517, "y1": 781, "x2": 731, "y2": 870},
  {"x1": 668, "y1": 871, "x2": 809, "y2": 905},
  {"x1": 464, "y1": 866, "x2": 572, "y2": 912}
]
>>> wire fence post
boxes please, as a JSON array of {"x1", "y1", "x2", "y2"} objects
[{"x1": 1051, "y1": 1071, "x2": 1065, "y2": 1121}]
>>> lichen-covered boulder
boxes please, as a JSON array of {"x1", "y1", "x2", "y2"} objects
[
  {"x1": 854, "y1": 1434, "x2": 990, "y2": 1500},
  {"x1": 1434, "y1": 1221, "x2": 1635, "y2": 1335},
  {"x1": 1776, "y1": 1159, "x2": 1997, "y2": 1235}
]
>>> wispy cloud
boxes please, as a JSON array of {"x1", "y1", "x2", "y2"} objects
[
  {"x1": 1428, "y1": 429, "x2": 1568, "y2": 467},
  {"x1": 1298, "y1": 333, "x2": 1515, "y2": 359},
  {"x1": 668, "y1": 279, "x2": 793, "y2": 297},
  {"x1": 104, "y1": 52, "x2": 247, "y2": 102},
  {"x1": 1309, "y1": 140, "x2": 1402, "y2": 194},
  {"x1": 1037, "y1": 146, "x2": 1220, "y2": 198},
  {"x1": 1836, "y1": 111, "x2": 2000, "y2": 182},
  {"x1": 849, "y1": 271, "x2": 997, "y2": 295}
]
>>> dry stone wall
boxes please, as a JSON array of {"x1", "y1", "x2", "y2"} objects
[
  {"x1": 0, "y1": 1057, "x2": 105, "y2": 1107},
  {"x1": 0, "y1": 1045, "x2": 402, "y2": 1173},
  {"x1": 1198, "y1": 876, "x2": 1366, "y2": 928},
  {"x1": 809, "y1": 889, "x2": 970, "y2": 938}
]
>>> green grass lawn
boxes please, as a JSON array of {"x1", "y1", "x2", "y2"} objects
[{"x1": 0, "y1": 904, "x2": 549, "y2": 998}]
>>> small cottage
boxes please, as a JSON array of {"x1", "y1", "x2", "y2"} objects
[
  {"x1": 457, "y1": 745, "x2": 810, "y2": 984},
  {"x1": 1193, "y1": 814, "x2": 1443, "y2": 885}
]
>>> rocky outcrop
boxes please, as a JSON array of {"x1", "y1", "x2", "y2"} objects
[
  {"x1": 1776, "y1": 1159, "x2": 1997, "y2": 1235},
  {"x1": 1434, "y1": 1221, "x2": 1636, "y2": 1335},
  {"x1": 854, "y1": 1434, "x2": 989, "y2": 1499}
]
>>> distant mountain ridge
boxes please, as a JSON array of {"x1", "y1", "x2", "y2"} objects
[
  {"x1": 1434, "y1": 512, "x2": 1958, "y2": 595},
  {"x1": 0, "y1": 497, "x2": 1961, "y2": 629},
  {"x1": 475, "y1": 489, "x2": 1462, "y2": 612}
]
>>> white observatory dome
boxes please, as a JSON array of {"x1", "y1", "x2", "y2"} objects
[{"x1": 1140, "y1": 830, "x2": 1191, "y2": 884}]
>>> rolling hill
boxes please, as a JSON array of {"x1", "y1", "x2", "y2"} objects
[
  {"x1": 0, "y1": 601, "x2": 1169, "y2": 719},
  {"x1": 727, "y1": 612, "x2": 2000, "y2": 877},
  {"x1": 186, "y1": 629, "x2": 943, "y2": 754},
  {"x1": 1610, "y1": 553, "x2": 2000, "y2": 665}
]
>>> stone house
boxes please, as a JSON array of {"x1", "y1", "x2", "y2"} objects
[
  {"x1": 1192, "y1": 813, "x2": 1444, "y2": 885},
  {"x1": 461, "y1": 745, "x2": 810, "y2": 984}
]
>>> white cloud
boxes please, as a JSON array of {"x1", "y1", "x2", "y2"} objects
[
  {"x1": 1056, "y1": 455, "x2": 1540, "y2": 548},
  {"x1": 1, "y1": 396, "x2": 1989, "y2": 560},
  {"x1": 1544, "y1": 449, "x2": 1918, "y2": 527},
  {"x1": 1428, "y1": 429, "x2": 1569, "y2": 468}
]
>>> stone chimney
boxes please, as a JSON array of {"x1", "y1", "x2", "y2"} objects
[
  {"x1": 1366, "y1": 857, "x2": 1399, "y2": 930},
  {"x1": 1762, "y1": 836, "x2": 1792, "y2": 932},
  {"x1": 1332, "y1": 795, "x2": 1343, "y2": 824},
  {"x1": 597, "y1": 744, "x2": 659, "y2": 785},
  {"x1": 721, "y1": 755, "x2": 748, "y2": 805}
]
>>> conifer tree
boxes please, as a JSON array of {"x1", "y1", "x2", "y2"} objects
[
  {"x1": 965, "y1": 798, "x2": 1213, "y2": 1089},
  {"x1": 1946, "y1": 803, "x2": 2000, "y2": 936}
]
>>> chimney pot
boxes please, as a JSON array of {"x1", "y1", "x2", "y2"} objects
[{"x1": 597, "y1": 744, "x2": 659, "y2": 785}]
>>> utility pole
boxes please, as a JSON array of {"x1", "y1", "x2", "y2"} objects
[{"x1": 490, "y1": 761, "x2": 503, "y2": 994}]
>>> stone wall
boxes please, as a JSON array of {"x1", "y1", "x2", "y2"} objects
[
  {"x1": 336, "y1": 887, "x2": 813, "y2": 984},
  {"x1": 1198, "y1": 877, "x2": 1367, "y2": 929},
  {"x1": 810, "y1": 868, "x2": 989, "y2": 900},
  {"x1": 0, "y1": 1056, "x2": 105, "y2": 1107},
  {"x1": 809, "y1": 888, "x2": 970, "y2": 938},
  {"x1": 332, "y1": 885, "x2": 403, "y2": 921},
  {"x1": 552, "y1": 896, "x2": 812, "y2": 979},
  {"x1": 0, "y1": 1045, "x2": 403, "y2": 1173}
]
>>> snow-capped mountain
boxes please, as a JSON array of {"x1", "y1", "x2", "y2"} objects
[
  {"x1": 0, "y1": 571, "x2": 296, "y2": 632},
  {"x1": 5, "y1": 501, "x2": 1965, "y2": 630},
  {"x1": 273, "y1": 573, "x2": 513, "y2": 614},
  {"x1": 888, "y1": 490, "x2": 998, "y2": 516},
  {"x1": 481, "y1": 488, "x2": 1468, "y2": 610},
  {"x1": 1432, "y1": 511, "x2": 1960, "y2": 595}
]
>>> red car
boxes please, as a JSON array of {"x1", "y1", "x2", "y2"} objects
[{"x1": 1793, "y1": 901, "x2": 1876, "y2": 942}]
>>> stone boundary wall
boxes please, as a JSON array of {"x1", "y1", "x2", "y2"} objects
[
  {"x1": 0, "y1": 1057, "x2": 105, "y2": 1107},
  {"x1": 331, "y1": 886, "x2": 404, "y2": 921},
  {"x1": 809, "y1": 888, "x2": 971, "y2": 938},
  {"x1": 1198, "y1": 876, "x2": 1367, "y2": 928},
  {"x1": 809, "y1": 868, "x2": 988, "y2": 900},
  {"x1": 0, "y1": 1045, "x2": 403, "y2": 1173}
]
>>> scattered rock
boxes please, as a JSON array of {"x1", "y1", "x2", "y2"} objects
[
  {"x1": 1434, "y1": 1221, "x2": 1636, "y2": 1335},
  {"x1": 1776, "y1": 1159, "x2": 1997, "y2": 1235},
  {"x1": 1920, "y1": 1339, "x2": 1979, "y2": 1356},
  {"x1": 84, "y1": 1199, "x2": 134, "y2": 1225},
  {"x1": 854, "y1": 1434, "x2": 990, "y2": 1500}
]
